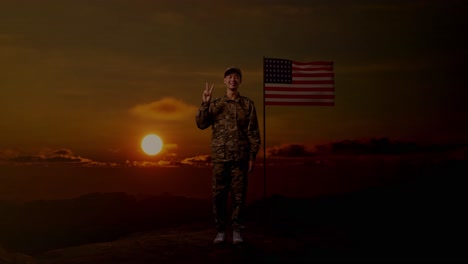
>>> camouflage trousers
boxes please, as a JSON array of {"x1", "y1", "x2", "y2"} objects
[{"x1": 212, "y1": 160, "x2": 249, "y2": 232}]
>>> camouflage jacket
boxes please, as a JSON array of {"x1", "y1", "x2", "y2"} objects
[{"x1": 196, "y1": 94, "x2": 261, "y2": 162}]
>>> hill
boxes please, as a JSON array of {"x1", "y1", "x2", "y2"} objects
[{"x1": 1, "y1": 159, "x2": 467, "y2": 263}]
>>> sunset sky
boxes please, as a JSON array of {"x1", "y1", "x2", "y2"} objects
[{"x1": 1, "y1": 0, "x2": 467, "y2": 168}]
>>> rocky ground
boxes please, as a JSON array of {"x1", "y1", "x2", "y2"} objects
[{"x1": 1, "y1": 160, "x2": 467, "y2": 263}]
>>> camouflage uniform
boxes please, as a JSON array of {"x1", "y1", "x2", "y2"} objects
[{"x1": 196, "y1": 94, "x2": 261, "y2": 232}]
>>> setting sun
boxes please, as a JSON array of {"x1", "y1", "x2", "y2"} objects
[{"x1": 141, "y1": 134, "x2": 163, "y2": 155}]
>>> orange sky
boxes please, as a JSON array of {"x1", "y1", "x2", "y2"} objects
[{"x1": 1, "y1": 0, "x2": 467, "y2": 168}]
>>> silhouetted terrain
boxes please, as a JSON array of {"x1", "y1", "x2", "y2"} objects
[
  {"x1": 0, "y1": 193, "x2": 212, "y2": 255},
  {"x1": 1, "y1": 159, "x2": 467, "y2": 263}
]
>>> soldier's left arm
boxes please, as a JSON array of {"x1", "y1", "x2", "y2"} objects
[{"x1": 247, "y1": 101, "x2": 261, "y2": 162}]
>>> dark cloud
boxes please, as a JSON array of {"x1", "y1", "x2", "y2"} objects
[
  {"x1": 5, "y1": 148, "x2": 115, "y2": 167},
  {"x1": 181, "y1": 155, "x2": 211, "y2": 166},
  {"x1": 315, "y1": 138, "x2": 468, "y2": 155},
  {"x1": 9, "y1": 148, "x2": 88, "y2": 163},
  {"x1": 125, "y1": 160, "x2": 183, "y2": 168},
  {"x1": 9, "y1": 155, "x2": 42, "y2": 163},
  {"x1": 266, "y1": 139, "x2": 468, "y2": 158},
  {"x1": 51, "y1": 149, "x2": 73, "y2": 156},
  {"x1": 125, "y1": 155, "x2": 211, "y2": 168},
  {"x1": 267, "y1": 144, "x2": 316, "y2": 157}
]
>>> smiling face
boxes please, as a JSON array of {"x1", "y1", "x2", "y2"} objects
[{"x1": 224, "y1": 73, "x2": 242, "y2": 91}]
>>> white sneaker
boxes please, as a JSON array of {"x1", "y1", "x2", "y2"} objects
[
  {"x1": 213, "y1": 232, "x2": 226, "y2": 244},
  {"x1": 233, "y1": 230, "x2": 243, "y2": 244}
]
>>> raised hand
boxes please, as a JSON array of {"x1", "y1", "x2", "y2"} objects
[{"x1": 203, "y1": 82, "x2": 215, "y2": 103}]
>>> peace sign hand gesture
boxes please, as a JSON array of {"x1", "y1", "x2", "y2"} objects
[{"x1": 203, "y1": 82, "x2": 215, "y2": 103}]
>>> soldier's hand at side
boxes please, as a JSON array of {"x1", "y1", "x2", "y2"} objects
[
  {"x1": 203, "y1": 82, "x2": 215, "y2": 103},
  {"x1": 248, "y1": 161, "x2": 255, "y2": 174}
]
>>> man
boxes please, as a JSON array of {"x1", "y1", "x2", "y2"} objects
[{"x1": 196, "y1": 67, "x2": 261, "y2": 245}]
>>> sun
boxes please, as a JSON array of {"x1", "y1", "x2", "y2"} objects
[{"x1": 141, "y1": 134, "x2": 163, "y2": 155}]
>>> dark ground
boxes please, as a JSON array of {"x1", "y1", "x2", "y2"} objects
[{"x1": 1, "y1": 159, "x2": 467, "y2": 263}]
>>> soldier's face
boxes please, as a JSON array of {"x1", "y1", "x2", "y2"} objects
[{"x1": 224, "y1": 73, "x2": 241, "y2": 90}]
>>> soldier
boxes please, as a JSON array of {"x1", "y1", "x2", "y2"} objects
[{"x1": 196, "y1": 67, "x2": 261, "y2": 245}]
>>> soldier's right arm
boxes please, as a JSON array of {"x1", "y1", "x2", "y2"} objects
[
  {"x1": 196, "y1": 101, "x2": 213, "y2": 130},
  {"x1": 196, "y1": 83, "x2": 215, "y2": 130}
]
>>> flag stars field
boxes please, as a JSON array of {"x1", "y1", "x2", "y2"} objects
[{"x1": 263, "y1": 58, "x2": 335, "y2": 106}]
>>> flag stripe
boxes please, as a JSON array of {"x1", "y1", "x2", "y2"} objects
[
  {"x1": 265, "y1": 101, "x2": 335, "y2": 106},
  {"x1": 292, "y1": 70, "x2": 332, "y2": 75},
  {"x1": 264, "y1": 57, "x2": 334, "y2": 106},
  {"x1": 287, "y1": 80, "x2": 334, "y2": 84},
  {"x1": 292, "y1": 72, "x2": 334, "y2": 77},
  {"x1": 265, "y1": 91, "x2": 335, "y2": 95},
  {"x1": 292, "y1": 77, "x2": 334, "y2": 81},
  {"x1": 264, "y1": 84, "x2": 334, "y2": 89},
  {"x1": 292, "y1": 61, "x2": 333, "y2": 66},
  {"x1": 265, "y1": 94, "x2": 335, "y2": 99},
  {"x1": 265, "y1": 88, "x2": 334, "y2": 92},
  {"x1": 265, "y1": 97, "x2": 335, "y2": 106},
  {"x1": 292, "y1": 66, "x2": 332, "y2": 71},
  {"x1": 265, "y1": 98, "x2": 335, "y2": 102}
]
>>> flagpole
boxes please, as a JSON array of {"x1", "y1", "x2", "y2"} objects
[{"x1": 262, "y1": 56, "x2": 267, "y2": 201}]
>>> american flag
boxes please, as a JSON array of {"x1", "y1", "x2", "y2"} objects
[{"x1": 263, "y1": 58, "x2": 335, "y2": 106}]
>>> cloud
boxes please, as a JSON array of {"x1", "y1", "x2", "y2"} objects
[
  {"x1": 164, "y1": 143, "x2": 178, "y2": 150},
  {"x1": 180, "y1": 155, "x2": 211, "y2": 167},
  {"x1": 315, "y1": 138, "x2": 468, "y2": 156},
  {"x1": 3, "y1": 148, "x2": 116, "y2": 167},
  {"x1": 2, "y1": 146, "x2": 210, "y2": 168},
  {"x1": 0, "y1": 149, "x2": 20, "y2": 160},
  {"x1": 124, "y1": 154, "x2": 211, "y2": 168},
  {"x1": 130, "y1": 97, "x2": 198, "y2": 121},
  {"x1": 125, "y1": 160, "x2": 181, "y2": 168},
  {"x1": 267, "y1": 144, "x2": 316, "y2": 158}
]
